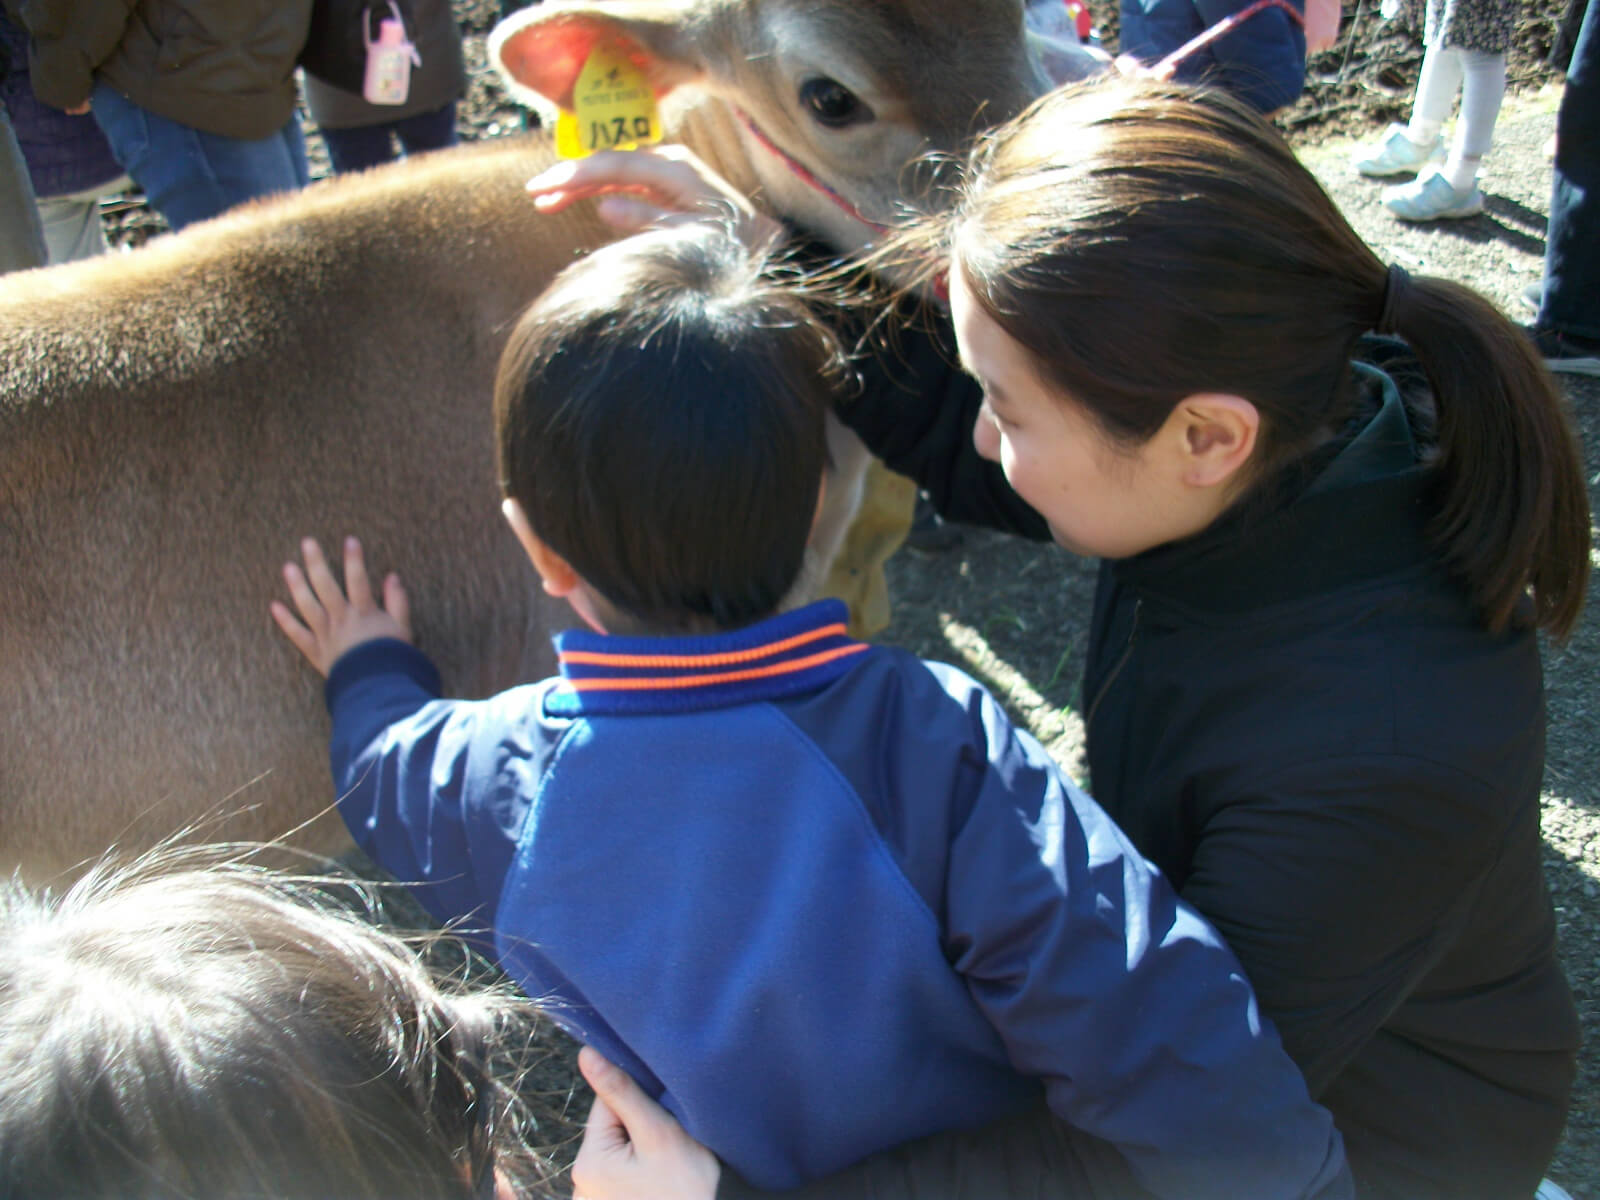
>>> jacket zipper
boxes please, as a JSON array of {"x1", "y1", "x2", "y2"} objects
[{"x1": 1085, "y1": 598, "x2": 1141, "y2": 729}]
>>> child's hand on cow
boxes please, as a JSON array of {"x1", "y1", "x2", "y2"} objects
[
  {"x1": 271, "y1": 536, "x2": 412, "y2": 678},
  {"x1": 526, "y1": 145, "x2": 783, "y2": 250}
]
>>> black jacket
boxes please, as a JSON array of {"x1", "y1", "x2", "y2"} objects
[{"x1": 744, "y1": 322, "x2": 1580, "y2": 1200}]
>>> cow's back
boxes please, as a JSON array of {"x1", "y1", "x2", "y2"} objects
[{"x1": 0, "y1": 135, "x2": 598, "y2": 881}]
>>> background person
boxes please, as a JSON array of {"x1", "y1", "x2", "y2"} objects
[
  {"x1": 1352, "y1": 0, "x2": 1515, "y2": 221},
  {"x1": 0, "y1": 8, "x2": 126, "y2": 261},
  {"x1": 1527, "y1": 0, "x2": 1600, "y2": 375},
  {"x1": 303, "y1": 0, "x2": 466, "y2": 175},
  {"x1": 12, "y1": 0, "x2": 313, "y2": 232},
  {"x1": 1118, "y1": 0, "x2": 1308, "y2": 113}
]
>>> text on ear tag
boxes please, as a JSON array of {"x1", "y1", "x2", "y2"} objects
[{"x1": 554, "y1": 44, "x2": 662, "y2": 159}]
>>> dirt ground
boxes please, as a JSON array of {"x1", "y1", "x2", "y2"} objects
[{"x1": 109, "y1": 1, "x2": 1579, "y2": 1192}]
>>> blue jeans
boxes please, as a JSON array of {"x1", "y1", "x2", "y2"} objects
[
  {"x1": 320, "y1": 102, "x2": 458, "y2": 175},
  {"x1": 90, "y1": 84, "x2": 309, "y2": 231},
  {"x1": 1538, "y1": 0, "x2": 1598, "y2": 341}
]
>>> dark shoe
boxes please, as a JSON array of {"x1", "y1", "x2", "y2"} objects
[
  {"x1": 1526, "y1": 325, "x2": 1600, "y2": 378},
  {"x1": 905, "y1": 492, "x2": 964, "y2": 554}
]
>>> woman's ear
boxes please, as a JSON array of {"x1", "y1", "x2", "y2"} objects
[
  {"x1": 1172, "y1": 393, "x2": 1259, "y2": 489},
  {"x1": 502, "y1": 499, "x2": 580, "y2": 598}
]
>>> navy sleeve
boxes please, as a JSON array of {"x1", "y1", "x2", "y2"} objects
[
  {"x1": 324, "y1": 638, "x2": 557, "y2": 942},
  {"x1": 930, "y1": 666, "x2": 1351, "y2": 1200}
]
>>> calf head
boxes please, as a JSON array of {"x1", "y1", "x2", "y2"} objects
[{"x1": 492, "y1": 0, "x2": 1096, "y2": 253}]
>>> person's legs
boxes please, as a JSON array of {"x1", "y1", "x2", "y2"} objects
[
  {"x1": 1381, "y1": 42, "x2": 1488, "y2": 219},
  {"x1": 91, "y1": 84, "x2": 309, "y2": 231},
  {"x1": 1353, "y1": 42, "x2": 1454, "y2": 177},
  {"x1": 320, "y1": 123, "x2": 400, "y2": 174},
  {"x1": 0, "y1": 106, "x2": 46, "y2": 272},
  {"x1": 1407, "y1": 41, "x2": 1464, "y2": 145},
  {"x1": 35, "y1": 175, "x2": 130, "y2": 263},
  {"x1": 1539, "y1": 0, "x2": 1599, "y2": 344},
  {"x1": 392, "y1": 102, "x2": 458, "y2": 158},
  {"x1": 1442, "y1": 48, "x2": 1505, "y2": 191}
]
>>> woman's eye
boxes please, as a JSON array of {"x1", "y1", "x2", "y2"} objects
[{"x1": 799, "y1": 77, "x2": 873, "y2": 129}]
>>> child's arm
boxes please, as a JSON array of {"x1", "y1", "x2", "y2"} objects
[
  {"x1": 933, "y1": 678, "x2": 1352, "y2": 1200},
  {"x1": 271, "y1": 537, "x2": 535, "y2": 939}
]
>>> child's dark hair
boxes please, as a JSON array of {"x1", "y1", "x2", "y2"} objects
[
  {"x1": 0, "y1": 848, "x2": 551, "y2": 1199},
  {"x1": 494, "y1": 222, "x2": 847, "y2": 633},
  {"x1": 893, "y1": 76, "x2": 1589, "y2": 638}
]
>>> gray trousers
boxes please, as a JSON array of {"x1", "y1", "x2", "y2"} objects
[{"x1": 0, "y1": 105, "x2": 45, "y2": 273}]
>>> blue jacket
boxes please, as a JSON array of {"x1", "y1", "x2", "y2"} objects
[
  {"x1": 326, "y1": 601, "x2": 1351, "y2": 1196},
  {"x1": 1120, "y1": 0, "x2": 1307, "y2": 113}
]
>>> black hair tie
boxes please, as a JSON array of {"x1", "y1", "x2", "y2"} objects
[{"x1": 1376, "y1": 263, "x2": 1411, "y2": 335}]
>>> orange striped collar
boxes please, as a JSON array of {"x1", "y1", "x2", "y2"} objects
[{"x1": 545, "y1": 600, "x2": 869, "y2": 717}]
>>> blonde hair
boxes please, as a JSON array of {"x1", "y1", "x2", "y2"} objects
[{"x1": 0, "y1": 848, "x2": 554, "y2": 1198}]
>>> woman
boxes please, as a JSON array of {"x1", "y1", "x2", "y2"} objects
[{"x1": 528, "y1": 77, "x2": 1588, "y2": 1200}]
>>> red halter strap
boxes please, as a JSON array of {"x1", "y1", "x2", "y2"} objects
[{"x1": 1150, "y1": 0, "x2": 1307, "y2": 78}]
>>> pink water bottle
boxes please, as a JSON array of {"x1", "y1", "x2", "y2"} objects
[{"x1": 363, "y1": 2, "x2": 420, "y2": 106}]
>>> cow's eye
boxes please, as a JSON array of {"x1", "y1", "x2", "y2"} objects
[{"x1": 799, "y1": 77, "x2": 872, "y2": 128}]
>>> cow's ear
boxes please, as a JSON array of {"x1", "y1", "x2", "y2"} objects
[{"x1": 490, "y1": 3, "x2": 705, "y2": 111}]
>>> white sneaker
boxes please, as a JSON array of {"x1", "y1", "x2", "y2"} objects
[
  {"x1": 1353, "y1": 123, "x2": 1447, "y2": 177},
  {"x1": 1535, "y1": 1180, "x2": 1574, "y2": 1200},
  {"x1": 1382, "y1": 168, "x2": 1484, "y2": 221}
]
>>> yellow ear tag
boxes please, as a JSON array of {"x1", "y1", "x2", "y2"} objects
[{"x1": 554, "y1": 45, "x2": 662, "y2": 159}]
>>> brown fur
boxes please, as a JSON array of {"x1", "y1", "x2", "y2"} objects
[{"x1": 0, "y1": 0, "x2": 1084, "y2": 883}]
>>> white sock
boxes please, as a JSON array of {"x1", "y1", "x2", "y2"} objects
[
  {"x1": 1455, "y1": 49, "x2": 1506, "y2": 157},
  {"x1": 1442, "y1": 153, "x2": 1482, "y2": 191}
]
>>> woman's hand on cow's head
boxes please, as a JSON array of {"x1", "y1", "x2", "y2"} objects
[
  {"x1": 270, "y1": 536, "x2": 412, "y2": 677},
  {"x1": 526, "y1": 145, "x2": 784, "y2": 250}
]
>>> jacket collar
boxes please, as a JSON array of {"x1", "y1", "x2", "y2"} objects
[
  {"x1": 544, "y1": 599, "x2": 868, "y2": 718},
  {"x1": 1114, "y1": 363, "x2": 1434, "y2": 614}
]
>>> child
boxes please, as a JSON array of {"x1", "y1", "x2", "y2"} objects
[
  {"x1": 271, "y1": 222, "x2": 1352, "y2": 1198},
  {"x1": 1352, "y1": 0, "x2": 1514, "y2": 220},
  {"x1": 0, "y1": 848, "x2": 547, "y2": 1199}
]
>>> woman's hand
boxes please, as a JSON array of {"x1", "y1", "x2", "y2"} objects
[
  {"x1": 525, "y1": 145, "x2": 783, "y2": 249},
  {"x1": 270, "y1": 536, "x2": 411, "y2": 677},
  {"x1": 570, "y1": 1046, "x2": 721, "y2": 1200}
]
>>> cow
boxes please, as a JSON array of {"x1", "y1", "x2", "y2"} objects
[{"x1": 0, "y1": 0, "x2": 1097, "y2": 883}]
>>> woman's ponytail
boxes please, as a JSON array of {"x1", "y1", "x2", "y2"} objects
[{"x1": 1384, "y1": 273, "x2": 1589, "y2": 639}]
